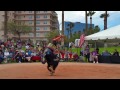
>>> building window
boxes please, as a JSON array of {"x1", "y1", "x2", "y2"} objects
[
  {"x1": 44, "y1": 21, "x2": 47, "y2": 24},
  {"x1": 29, "y1": 21, "x2": 32, "y2": 24},
  {"x1": 44, "y1": 15, "x2": 47, "y2": 18},
  {"x1": 29, "y1": 11, "x2": 32, "y2": 13},
  {"x1": 44, "y1": 27, "x2": 47, "y2": 30},
  {"x1": 31, "y1": 27, "x2": 34, "y2": 30},
  {"x1": 18, "y1": 16, "x2": 21, "y2": 19},
  {"x1": 36, "y1": 27, "x2": 40, "y2": 30},
  {"x1": 23, "y1": 21, "x2": 25, "y2": 24},
  {"x1": 36, "y1": 33, "x2": 40, "y2": 37},
  {"x1": 36, "y1": 11, "x2": 40, "y2": 13},
  {"x1": 36, "y1": 15, "x2": 40, "y2": 18},
  {"x1": 29, "y1": 16, "x2": 32, "y2": 19},
  {"x1": 29, "y1": 33, "x2": 33, "y2": 37},
  {"x1": 18, "y1": 22, "x2": 21, "y2": 25},
  {"x1": 44, "y1": 32, "x2": 47, "y2": 36},
  {"x1": 18, "y1": 11, "x2": 21, "y2": 13},
  {"x1": 36, "y1": 21, "x2": 40, "y2": 24}
]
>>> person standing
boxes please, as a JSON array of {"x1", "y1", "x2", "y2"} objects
[{"x1": 84, "y1": 45, "x2": 90, "y2": 62}]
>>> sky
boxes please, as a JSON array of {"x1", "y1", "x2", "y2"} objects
[{"x1": 56, "y1": 11, "x2": 120, "y2": 30}]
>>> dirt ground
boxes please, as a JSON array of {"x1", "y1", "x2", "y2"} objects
[{"x1": 0, "y1": 62, "x2": 120, "y2": 79}]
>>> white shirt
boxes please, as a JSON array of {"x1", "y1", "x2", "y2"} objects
[{"x1": 25, "y1": 45, "x2": 29, "y2": 49}]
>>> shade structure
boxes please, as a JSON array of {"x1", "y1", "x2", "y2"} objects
[{"x1": 85, "y1": 25, "x2": 120, "y2": 40}]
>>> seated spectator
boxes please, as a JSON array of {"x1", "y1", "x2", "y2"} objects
[
  {"x1": 14, "y1": 52, "x2": 22, "y2": 63},
  {"x1": 25, "y1": 53, "x2": 31, "y2": 62},
  {"x1": 96, "y1": 47, "x2": 99, "y2": 54},
  {"x1": 113, "y1": 49, "x2": 119, "y2": 56},
  {"x1": 4, "y1": 49, "x2": 10, "y2": 63},
  {"x1": 91, "y1": 49, "x2": 99, "y2": 63},
  {"x1": 102, "y1": 50, "x2": 111, "y2": 56},
  {"x1": 0, "y1": 51, "x2": 4, "y2": 64},
  {"x1": 73, "y1": 53, "x2": 79, "y2": 61}
]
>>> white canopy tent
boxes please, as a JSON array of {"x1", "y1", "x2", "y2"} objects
[
  {"x1": 75, "y1": 25, "x2": 120, "y2": 48},
  {"x1": 85, "y1": 25, "x2": 120, "y2": 40}
]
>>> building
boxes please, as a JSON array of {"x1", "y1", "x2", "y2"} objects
[
  {"x1": 64, "y1": 21, "x2": 94, "y2": 37},
  {"x1": 0, "y1": 11, "x2": 4, "y2": 40},
  {"x1": 0, "y1": 11, "x2": 59, "y2": 42}
]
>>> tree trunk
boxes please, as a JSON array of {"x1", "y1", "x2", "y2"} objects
[
  {"x1": 70, "y1": 29, "x2": 72, "y2": 38},
  {"x1": 90, "y1": 16, "x2": 92, "y2": 34},
  {"x1": 104, "y1": 18, "x2": 105, "y2": 30},
  {"x1": 34, "y1": 11, "x2": 36, "y2": 45},
  {"x1": 85, "y1": 11, "x2": 88, "y2": 35},
  {"x1": 4, "y1": 11, "x2": 8, "y2": 41},
  {"x1": 105, "y1": 11, "x2": 107, "y2": 30},
  {"x1": 61, "y1": 11, "x2": 64, "y2": 46}
]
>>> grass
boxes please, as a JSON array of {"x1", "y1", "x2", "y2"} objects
[{"x1": 70, "y1": 46, "x2": 120, "y2": 55}]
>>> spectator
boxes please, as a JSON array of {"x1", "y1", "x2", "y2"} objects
[
  {"x1": 102, "y1": 50, "x2": 111, "y2": 56},
  {"x1": 96, "y1": 47, "x2": 99, "y2": 54},
  {"x1": 0, "y1": 51, "x2": 4, "y2": 64},
  {"x1": 113, "y1": 49, "x2": 119, "y2": 56},
  {"x1": 80, "y1": 50, "x2": 83, "y2": 56},
  {"x1": 4, "y1": 49, "x2": 10, "y2": 63},
  {"x1": 14, "y1": 52, "x2": 22, "y2": 63},
  {"x1": 84, "y1": 45, "x2": 90, "y2": 62},
  {"x1": 91, "y1": 48, "x2": 99, "y2": 63}
]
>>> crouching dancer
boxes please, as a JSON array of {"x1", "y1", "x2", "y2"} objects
[{"x1": 42, "y1": 43, "x2": 60, "y2": 76}]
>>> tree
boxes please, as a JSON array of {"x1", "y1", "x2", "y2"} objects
[
  {"x1": 67, "y1": 22, "x2": 74, "y2": 38},
  {"x1": 45, "y1": 29, "x2": 60, "y2": 43},
  {"x1": 94, "y1": 25, "x2": 100, "y2": 33},
  {"x1": 87, "y1": 11, "x2": 96, "y2": 34},
  {"x1": 85, "y1": 11, "x2": 88, "y2": 35},
  {"x1": 61, "y1": 11, "x2": 64, "y2": 46},
  {"x1": 66, "y1": 28, "x2": 70, "y2": 39},
  {"x1": 86, "y1": 25, "x2": 100, "y2": 35},
  {"x1": 7, "y1": 21, "x2": 32, "y2": 40},
  {"x1": 100, "y1": 11, "x2": 109, "y2": 30}
]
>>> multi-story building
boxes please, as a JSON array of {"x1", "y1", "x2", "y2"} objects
[
  {"x1": 0, "y1": 11, "x2": 4, "y2": 40},
  {"x1": 0, "y1": 11, "x2": 59, "y2": 42},
  {"x1": 64, "y1": 21, "x2": 94, "y2": 38}
]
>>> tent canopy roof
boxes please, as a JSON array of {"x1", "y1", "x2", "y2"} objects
[{"x1": 85, "y1": 25, "x2": 120, "y2": 40}]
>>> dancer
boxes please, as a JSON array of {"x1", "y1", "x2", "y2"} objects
[{"x1": 42, "y1": 43, "x2": 60, "y2": 76}]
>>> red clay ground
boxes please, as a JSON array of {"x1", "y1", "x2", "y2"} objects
[{"x1": 0, "y1": 62, "x2": 120, "y2": 79}]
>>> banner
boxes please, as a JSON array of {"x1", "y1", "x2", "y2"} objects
[{"x1": 79, "y1": 34, "x2": 85, "y2": 48}]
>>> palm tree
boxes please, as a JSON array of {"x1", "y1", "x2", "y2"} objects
[
  {"x1": 34, "y1": 11, "x2": 36, "y2": 45},
  {"x1": 67, "y1": 22, "x2": 74, "y2": 38},
  {"x1": 4, "y1": 11, "x2": 8, "y2": 41},
  {"x1": 85, "y1": 11, "x2": 88, "y2": 35},
  {"x1": 87, "y1": 11, "x2": 96, "y2": 34},
  {"x1": 61, "y1": 11, "x2": 64, "y2": 46},
  {"x1": 100, "y1": 11, "x2": 109, "y2": 30},
  {"x1": 66, "y1": 28, "x2": 70, "y2": 39}
]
